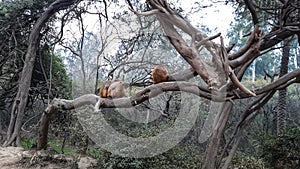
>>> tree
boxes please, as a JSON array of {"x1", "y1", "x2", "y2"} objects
[
  {"x1": 276, "y1": 38, "x2": 290, "y2": 134},
  {"x1": 3, "y1": 0, "x2": 80, "y2": 147},
  {"x1": 4, "y1": 0, "x2": 299, "y2": 168}
]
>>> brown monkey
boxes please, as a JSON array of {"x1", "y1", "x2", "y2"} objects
[
  {"x1": 152, "y1": 65, "x2": 169, "y2": 84},
  {"x1": 99, "y1": 80, "x2": 112, "y2": 98},
  {"x1": 107, "y1": 80, "x2": 126, "y2": 98}
]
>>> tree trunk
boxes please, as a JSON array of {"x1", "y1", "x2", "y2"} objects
[
  {"x1": 37, "y1": 109, "x2": 54, "y2": 150},
  {"x1": 202, "y1": 102, "x2": 233, "y2": 169},
  {"x1": 3, "y1": 0, "x2": 79, "y2": 147},
  {"x1": 276, "y1": 39, "x2": 290, "y2": 135}
]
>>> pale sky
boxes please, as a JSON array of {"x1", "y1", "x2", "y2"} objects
[
  {"x1": 178, "y1": 0, "x2": 235, "y2": 43},
  {"x1": 58, "y1": 0, "x2": 235, "y2": 58},
  {"x1": 80, "y1": 0, "x2": 234, "y2": 35}
]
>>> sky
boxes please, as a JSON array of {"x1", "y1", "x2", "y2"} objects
[
  {"x1": 58, "y1": 0, "x2": 235, "y2": 63},
  {"x1": 74, "y1": 0, "x2": 235, "y2": 36},
  {"x1": 178, "y1": 0, "x2": 235, "y2": 43}
]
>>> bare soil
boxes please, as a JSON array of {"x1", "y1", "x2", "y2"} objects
[{"x1": 0, "y1": 146, "x2": 97, "y2": 169}]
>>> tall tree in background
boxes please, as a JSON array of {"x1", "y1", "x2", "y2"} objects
[{"x1": 276, "y1": 38, "x2": 290, "y2": 134}]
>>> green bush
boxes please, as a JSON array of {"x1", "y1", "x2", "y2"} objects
[
  {"x1": 255, "y1": 128, "x2": 300, "y2": 169},
  {"x1": 231, "y1": 152, "x2": 265, "y2": 169},
  {"x1": 88, "y1": 143, "x2": 202, "y2": 169},
  {"x1": 21, "y1": 139, "x2": 36, "y2": 149}
]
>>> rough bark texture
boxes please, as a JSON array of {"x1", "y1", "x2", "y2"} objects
[
  {"x1": 202, "y1": 102, "x2": 233, "y2": 169},
  {"x1": 3, "y1": 0, "x2": 79, "y2": 147},
  {"x1": 277, "y1": 39, "x2": 290, "y2": 135}
]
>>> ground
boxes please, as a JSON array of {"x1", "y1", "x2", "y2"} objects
[{"x1": 0, "y1": 146, "x2": 97, "y2": 169}]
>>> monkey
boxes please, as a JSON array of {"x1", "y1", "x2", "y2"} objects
[
  {"x1": 107, "y1": 80, "x2": 126, "y2": 99},
  {"x1": 99, "y1": 80, "x2": 112, "y2": 98},
  {"x1": 152, "y1": 65, "x2": 169, "y2": 84},
  {"x1": 98, "y1": 80, "x2": 126, "y2": 99}
]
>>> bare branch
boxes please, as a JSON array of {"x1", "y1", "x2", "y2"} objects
[
  {"x1": 260, "y1": 28, "x2": 294, "y2": 50},
  {"x1": 229, "y1": 25, "x2": 259, "y2": 60},
  {"x1": 228, "y1": 67, "x2": 256, "y2": 96},
  {"x1": 195, "y1": 33, "x2": 221, "y2": 48},
  {"x1": 45, "y1": 94, "x2": 99, "y2": 112},
  {"x1": 228, "y1": 25, "x2": 260, "y2": 60},
  {"x1": 226, "y1": 43, "x2": 235, "y2": 53},
  {"x1": 229, "y1": 39, "x2": 262, "y2": 68},
  {"x1": 131, "y1": 0, "x2": 229, "y2": 89},
  {"x1": 233, "y1": 68, "x2": 300, "y2": 98},
  {"x1": 129, "y1": 8, "x2": 160, "y2": 16},
  {"x1": 244, "y1": 0, "x2": 259, "y2": 25}
]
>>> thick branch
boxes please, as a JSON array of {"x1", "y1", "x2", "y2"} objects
[
  {"x1": 228, "y1": 25, "x2": 259, "y2": 60},
  {"x1": 46, "y1": 94, "x2": 99, "y2": 111},
  {"x1": 228, "y1": 67, "x2": 256, "y2": 96},
  {"x1": 254, "y1": 68, "x2": 300, "y2": 94},
  {"x1": 260, "y1": 29, "x2": 295, "y2": 50},
  {"x1": 229, "y1": 40, "x2": 261, "y2": 68},
  {"x1": 233, "y1": 68, "x2": 300, "y2": 98},
  {"x1": 46, "y1": 82, "x2": 231, "y2": 113},
  {"x1": 244, "y1": 0, "x2": 259, "y2": 25}
]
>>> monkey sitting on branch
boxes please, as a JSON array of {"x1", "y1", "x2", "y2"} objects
[
  {"x1": 152, "y1": 65, "x2": 169, "y2": 84},
  {"x1": 99, "y1": 80, "x2": 126, "y2": 99}
]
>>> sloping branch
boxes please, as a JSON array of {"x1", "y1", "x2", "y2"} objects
[
  {"x1": 244, "y1": 0, "x2": 259, "y2": 25},
  {"x1": 219, "y1": 90, "x2": 276, "y2": 169},
  {"x1": 232, "y1": 68, "x2": 300, "y2": 98},
  {"x1": 228, "y1": 25, "x2": 260, "y2": 60}
]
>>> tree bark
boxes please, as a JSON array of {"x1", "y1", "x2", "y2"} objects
[
  {"x1": 202, "y1": 102, "x2": 233, "y2": 169},
  {"x1": 276, "y1": 39, "x2": 290, "y2": 135},
  {"x1": 3, "y1": 0, "x2": 80, "y2": 147}
]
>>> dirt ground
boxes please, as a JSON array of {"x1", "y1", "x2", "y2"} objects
[{"x1": 0, "y1": 146, "x2": 98, "y2": 169}]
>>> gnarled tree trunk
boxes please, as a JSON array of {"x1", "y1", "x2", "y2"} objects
[
  {"x1": 202, "y1": 102, "x2": 233, "y2": 169},
  {"x1": 3, "y1": 0, "x2": 80, "y2": 147}
]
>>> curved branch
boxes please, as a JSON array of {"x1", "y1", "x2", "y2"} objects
[
  {"x1": 244, "y1": 0, "x2": 259, "y2": 25},
  {"x1": 228, "y1": 67, "x2": 256, "y2": 96},
  {"x1": 45, "y1": 94, "x2": 99, "y2": 112},
  {"x1": 260, "y1": 29, "x2": 294, "y2": 50},
  {"x1": 220, "y1": 90, "x2": 276, "y2": 168},
  {"x1": 254, "y1": 68, "x2": 300, "y2": 94},
  {"x1": 234, "y1": 68, "x2": 300, "y2": 98},
  {"x1": 229, "y1": 40, "x2": 261, "y2": 68},
  {"x1": 228, "y1": 25, "x2": 259, "y2": 60}
]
